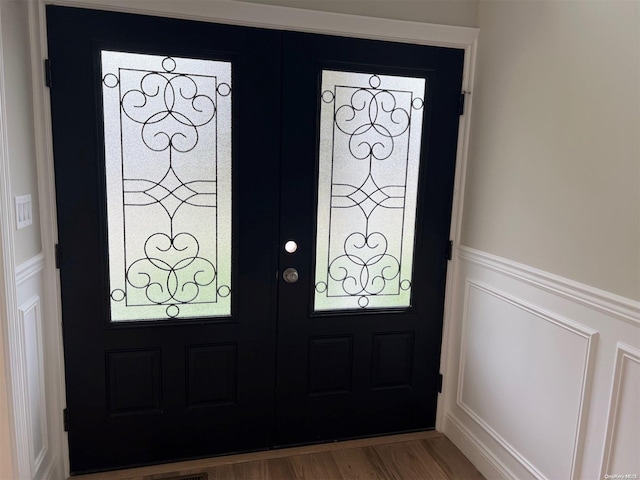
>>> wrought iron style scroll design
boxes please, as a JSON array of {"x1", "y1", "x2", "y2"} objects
[
  {"x1": 316, "y1": 74, "x2": 424, "y2": 309},
  {"x1": 103, "y1": 56, "x2": 231, "y2": 319}
]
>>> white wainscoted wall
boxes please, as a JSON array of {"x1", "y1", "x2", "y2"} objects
[
  {"x1": 12, "y1": 254, "x2": 62, "y2": 480},
  {"x1": 440, "y1": 1, "x2": 640, "y2": 479},
  {"x1": 441, "y1": 248, "x2": 640, "y2": 480},
  {"x1": 0, "y1": 0, "x2": 66, "y2": 477},
  {"x1": 1, "y1": 252, "x2": 64, "y2": 480}
]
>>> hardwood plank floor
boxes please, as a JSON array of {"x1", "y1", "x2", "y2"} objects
[{"x1": 72, "y1": 432, "x2": 485, "y2": 480}]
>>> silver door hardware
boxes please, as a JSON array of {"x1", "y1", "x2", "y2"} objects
[{"x1": 283, "y1": 268, "x2": 299, "y2": 283}]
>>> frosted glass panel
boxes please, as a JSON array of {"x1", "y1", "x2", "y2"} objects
[
  {"x1": 314, "y1": 71, "x2": 426, "y2": 311},
  {"x1": 101, "y1": 51, "x2": 232, "y2": 321}
]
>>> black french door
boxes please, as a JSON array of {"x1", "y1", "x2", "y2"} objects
[
  {"x1": 275, "y1": 32, "x2": 463, "y2": 445},
  {"x1": 47, "y1": 6, "x2": 463, "y2": 474}
]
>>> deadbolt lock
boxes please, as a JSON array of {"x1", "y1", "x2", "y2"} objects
[{"x1": 283, "y1": 267, "x2": 299, "y2": 283}]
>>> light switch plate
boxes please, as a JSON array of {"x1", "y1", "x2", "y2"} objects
[{"x1": 15, "y1": 194, "x2": 32, "y2": 229}]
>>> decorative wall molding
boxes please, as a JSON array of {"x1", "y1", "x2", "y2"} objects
[
  {"x1": 457, "y1": 280, "x2": 598, "y2": 480},
  {"x1": 15, "y1": 252, "x2": 45, "y2": 286},
  {"x1": 600, "y1": 342, "x2": 640, "y2": 477},
  {"x1": 458, "y1": 246, "x2": 640, "y2": 327},
  {"x1": 5, "y1": 289, "x2": 32, "y2": 480},
  {"x1": 443, "y1": 247, "x2": 640, "y2": 479},
  {"x1": 18, "y1": 295, "x2": 48, "y2": 477}
]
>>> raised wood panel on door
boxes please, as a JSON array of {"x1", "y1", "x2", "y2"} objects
[
  {"x1": 186, "y1": 344, "x2": 237, "y2": 407},
  {"x1": 372, "y1": 332, "x2": 415, "y2": 390},
  {"x1": 308, "y1": 337, "x2": 354, "y2": 396},
  {"x1": 106, "y1": 349, "x2": 162, "y2": 416}
]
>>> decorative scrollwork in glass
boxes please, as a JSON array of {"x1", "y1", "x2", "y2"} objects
[
  {"x1": 120, "y1": 72, "x2": 216, "y2": 153},
  {"x1": 102, "y1": 51, "x2": 232, "y2": 321},
  {"x1": 314, "y1": 71, "x2": 426, "y2": 311}
]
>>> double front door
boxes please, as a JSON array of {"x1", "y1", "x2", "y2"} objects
[{"x1": 47, "y1": 6, "x2": 464, "y2": 474}]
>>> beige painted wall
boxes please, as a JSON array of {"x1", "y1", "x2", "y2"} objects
[
  {"x1": 238, "y1": 0, "x2": 478, "y2": 26},
  {"x1": 1, "y1": 0, "x2": 41, "y2": 265},
  {"x1": 462, "y1": 0, "x2": 640, "y2": 300}
]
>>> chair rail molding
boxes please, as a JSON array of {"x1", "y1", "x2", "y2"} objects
[
  {"x1": 458, "y1": 246, "x2": 640, "y2": 327},
  {"x1": 26, "y1": 1, "x2": 479, "y2": 477},
  {"x1": 15, "y1": 252, "x2": 45, "y2": 287}
]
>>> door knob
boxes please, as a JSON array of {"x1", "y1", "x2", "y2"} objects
[{"x1": 283, "y1": 268, "x2": 299, "y2": 283}]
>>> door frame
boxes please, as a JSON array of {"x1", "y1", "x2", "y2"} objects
[{"x1": 15, "y1": 0, "x2": 478, "y2": 476}]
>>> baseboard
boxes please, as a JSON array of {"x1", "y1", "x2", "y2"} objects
[{"x1": 443, "y1": 412, "x2": 517, "y2": 480}]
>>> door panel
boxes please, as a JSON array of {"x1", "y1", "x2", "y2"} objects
[
  {"x1": 48, "y1": 6, "x2": 464, "y2": 474},
  {"x1": 47, "y1": 7, "x2": 280, "y2": 473},
  {"x1": 275, "y1": 32, "x2": 463, "y2": 445}
]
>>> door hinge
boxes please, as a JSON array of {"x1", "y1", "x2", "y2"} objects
[
  {"x1": 63, "y1": 408, "x2": 69, "y2": 432},
  {"x1": 446, "y1": 240, "x2": 453, "y2": 261},
  {"x1": 437, "y1": 373, "x2": 443, "y2": 393},
  {"x1": 55, "y1": 244, "x2": 62, "y2": 269},
  {"x1": 458, "y1": 91, "x2": 466, "y2": 116},
  {"x1": 44, "y1": 59, "x2": 52, "y2": 88}
]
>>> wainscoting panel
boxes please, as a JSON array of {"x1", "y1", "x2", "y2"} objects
[
  {"x1": 441, "y1": 247, "x2": 640, "y2": 480},
  {"x1": 19, "y1": 295, "x2": 48, "y2": 474},
  {"x1": 601, "y1": 343, "x2": 640, "y2": 476},
  {"x1": 11, "y1": 253, "x2": 63, "y2": 480},
  {"x1": 458, "y1": 282, "x2": 596, "y2": 479}
]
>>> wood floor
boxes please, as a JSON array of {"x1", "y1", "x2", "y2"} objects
[{"x1": 72, "y1": 432, "x2": 485, "y2": 480}]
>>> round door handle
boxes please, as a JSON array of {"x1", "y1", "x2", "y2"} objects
[{"x1": 283, "y1": 267, "x2": 299, "y2": 283}]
